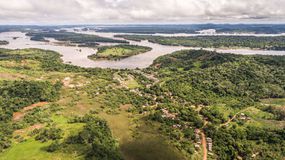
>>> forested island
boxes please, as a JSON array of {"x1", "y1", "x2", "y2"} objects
[
  {"x1": 26, "y1": 31, "x2": 128, "y2": 47},
  {"x1": 0, "y1": 47, "x2": 284, "y2": 160},
  {"x1": 88, "y1": 45, "x2": 152, "y2": 60},
  {"x1": 117, "y1": 35, "x2": 285, "y2": 50}
]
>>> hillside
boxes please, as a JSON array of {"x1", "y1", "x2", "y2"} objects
[
  {"x1": 0, "y1": 48, "x2": 284, "y2": 160},
  {"x1": 147, "y1": 50, "x2": 285, "y2": 159}
]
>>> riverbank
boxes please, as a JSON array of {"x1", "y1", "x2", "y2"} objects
[{"x1": 1, "y1": 30, "x2": 285, "y2": 69}]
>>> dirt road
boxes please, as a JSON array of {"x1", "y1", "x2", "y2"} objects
[{"x1": 201, "y1": 132, "x2": 207, "y2": 160}]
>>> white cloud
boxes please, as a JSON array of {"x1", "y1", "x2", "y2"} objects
[{"x1": 0, "y1": 0, "x2": 284, "y2": 24}]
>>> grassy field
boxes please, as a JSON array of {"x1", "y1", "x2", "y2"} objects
[
  {"x1": 88, "y1": 45, "x2": 152, "y2": 60},
  {"x1": 0, "y1": 139, "x2": 81, "y2": 160},
  {"x1": 125, "y1": 78, "x2": 140, "y2": 89},
  {"x1": 120, "y1": 134, "x2": 185, "y2": 160},
  {"x1": 261, "y1": 98, "x2": 285, "y2": 106},
  {"x1": 113, "y1": 72, "x2": 141, "y2": 89}
]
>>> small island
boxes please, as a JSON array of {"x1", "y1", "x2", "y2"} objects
[
  {"x1": 88, "y1": 45, "x2": 152, "y2": 60},
  {"x1": 0, "y1": 40, "x2": 9, "y2": 45}
]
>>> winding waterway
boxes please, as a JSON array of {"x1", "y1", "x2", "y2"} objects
[{"x1": 0, "y1": 30, "x2": 285, "y2": 69}]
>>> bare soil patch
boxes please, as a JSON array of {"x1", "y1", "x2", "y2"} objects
[
  {"x1": 14, "y1": 124, "x2": 44, "y2": 135},
  {"x1": 120, "y1": 104, "x2": 132, "y2": 111},
  {"x1": 13, "y1": 102, "x2": 48, "y2": 121}
]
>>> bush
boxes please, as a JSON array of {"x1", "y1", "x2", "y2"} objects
[
  {"x1": 35, "y1": 127, "x2": 63, "y2": 142},
  {"x1": 46, "y1": 140, "x2": 61, "y2": 152}
]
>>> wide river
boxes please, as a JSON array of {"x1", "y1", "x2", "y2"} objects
[{"x1": 0, "y1": 31, "x2": 285, "y2": 69}]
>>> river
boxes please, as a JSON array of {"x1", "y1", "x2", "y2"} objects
[{"x1": 0, "y1": 31, "x2": 285, "y2": 69}]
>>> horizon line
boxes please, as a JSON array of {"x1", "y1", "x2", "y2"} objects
[{"x1": 1, "y1": 23, "x2": 285, "y2": 26}]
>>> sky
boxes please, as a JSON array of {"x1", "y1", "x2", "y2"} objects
[{"x1": 0, "y1": 0, "x2": 285, "y2": 24}]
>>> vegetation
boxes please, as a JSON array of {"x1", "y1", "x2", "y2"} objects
[
  {"x1": 153, "y1": 50, "x2": 285, "y2": 104},
  {"x1": 65, "y1": 114, "x2": 123, "y2": 160},
  {"x1": 145, "y1": 50, "x2": 285, "y2": 159},
  {"x1": 0, "y1": 47, "x2": 152, "y2": 160},
  {"x1": 26, "y1": 31, "x2": 128, "y2": 47},
  {"x1": 204, "y1": 125, "x2": 285, "y2": 159},
  {"x1": 2, "y1": 24, "x2": 285, "y2": 34},
  {"x1": 0, "y1": 46, "x2": 284, "y2": 160},
  {"x1": 88, "y1": 45, "x2": 151, "y2": 60},
  {"x1": 117, "y1": 35, "x2": 285, "y2": 50},
  {"x1": 0, "y1": 80, "x2": 61, "y2": 151},
  {"x1": 34, "y1": 126, "x2": 63, "y2": 142},
  {"x1": 97, "y1": 24, "x2": 285, "y2": 34}
]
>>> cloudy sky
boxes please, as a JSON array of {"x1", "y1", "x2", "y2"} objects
[{"x1": 0, "y1": 0, "x2": 284, "y2": 24}]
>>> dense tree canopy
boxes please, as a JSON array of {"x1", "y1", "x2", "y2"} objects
[{"x1": 117, "y1": 35, "x2": 285, "y2": 50}]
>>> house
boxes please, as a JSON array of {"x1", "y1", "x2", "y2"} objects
[
  {"x1": 206, "y1": 137, "x2": 213, "y2": 152},
  {"x1": 239, "y1": 113, "x2": 251, "y2": 120},
  {"x1": 194, "y1": 129, "x2": 201, "y2": 144},
  {"x1": 161, "y1": 108, "x2": 177, "y2": 120}
]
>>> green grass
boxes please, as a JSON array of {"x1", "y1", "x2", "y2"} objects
[
  {"x1": 120, "y1": 121, "x2": 186, "y2": 160},
  {"x1": 0, "y1": 139, "x2": 50, "y2": 160},
  {"x1": 244, "y1": 119, "x2": 285, "y2": 129},
  {"x1": 238, "y1": 107, "x2": 284, "y2": 129},
  {"x1": 0, "y1": 114, "x2": 85, "y2": 160},
  {"x1": 88, "y1": 45, "x2": 151, "y2": 60},
  {"x1": 51, "y1": 112, "x2": 86, "y2": 137},
  {"x1": 8, "y1": 48, "x2": 46, "y2": 55},
  {"x1": 0, "y1": 60, "x2": 41, "y2": 70},
  {"x1": 98, "y1": 109, "x2": 186, "y2": 160},
  {"x1": 98, "y1": 111, "x2": 133, "y2": 143},
  {"x1": 113, "y1": 73, "x2": 140, "y2": 89},
  {"x1": 0, "y1": 63, "x2": 47, "y2": 79},
  {"x1": 121, "y1": 135, "x2": 185, "y2": 160},
  {"x1": 99, "y1": 47, "x2": 133, "y2": 56},
  {"x1": 261, "y1": 98, "x2": 285, "y2": 106},
  {"x1": 0, "y1": 139, "x2": 79, "y2": 160},
  {"x1": 211, "y1": 104, "x2": 238, "y2": 119},
  {"x1": 243, "y1": 107, "x2": 274, "y2": 120},
  {"x1": 125, "y1": 78, "x2": 140, "y2": 89}
]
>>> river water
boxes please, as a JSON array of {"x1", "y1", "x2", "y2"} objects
[{"x1": 0, "y1": 31, "x2": 285, "y2": 69}]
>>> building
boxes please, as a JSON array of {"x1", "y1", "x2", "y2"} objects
[{"x1": 206, "y1": 137, "x2": 213, "y2": 152}]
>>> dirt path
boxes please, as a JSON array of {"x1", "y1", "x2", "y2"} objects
[
  {"x1": 220, "y1": 108, "x2": 249, "y2": 127},
  {"x1": 220, "y1": 114, "x2": 238, "y2": 127},
  {"x1": 201, "y1": 132, "x2": 207, "y2": 160},
  {"x1": 13, "y1": 102, "x2": 48, "y2": 121}
]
